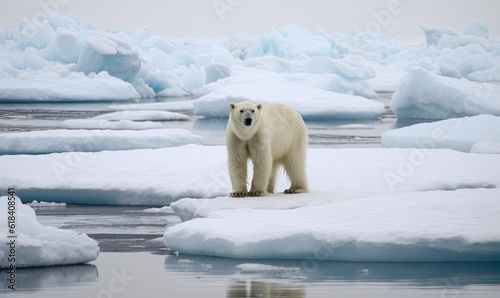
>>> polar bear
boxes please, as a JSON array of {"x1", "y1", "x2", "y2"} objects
[{"x1": 226, "y1": 101, "x2": 309, "y2": 197}]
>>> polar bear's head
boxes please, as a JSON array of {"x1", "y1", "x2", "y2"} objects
[{"x1": 228, "y1": 101, "x2": 263, "y2": 128}]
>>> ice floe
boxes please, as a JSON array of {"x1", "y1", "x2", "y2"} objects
[
  {"x1": 381, "y1": 114, "x2": 500, "y2": 152},
  {"x1": 60, "y1": 119, "x2": 164, "y2": 130},
  {"x1": 93, "y1": 110, "x2": 190, "y2": 121},
  {"x1": 2, "y1": 144, "x2": 497, "y2": 205},
  {"x1": 0, "y1": 196, "x2": 99, "y2": 268},
  {"x1": 164, "y1": 188, "x2": 500, "y2": 262},
  {"x1": 0, "y1": 128, "x2": 203, "y2": 154}
]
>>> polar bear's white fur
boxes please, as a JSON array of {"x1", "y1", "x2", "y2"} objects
[{"x1": 226, "y1": 101, "x2": 309, "y2": 197}]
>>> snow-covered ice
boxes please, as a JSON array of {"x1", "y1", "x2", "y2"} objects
[
  {"x1": 0, "y1": 196, "x2": 99, "y2": 268},
  {"x1": 0, "y1": 72, "x2": 141, "y2": 102},
  {"x1": 381, "y1": 114, "x2": 500, "y2": 152},
  {"x1": 0, "y1": 128, "x2": 203, "y2": 154},
  {"x1": 1, "y1": 144, "x2": 498, "y2": 205},
  {"x1": 0, "y1": 141, "x2": 499, "y2": 261},
  {"x1": 2, "y1": 14, "x2": 499, "y2": 119},
  {"x1": 143, "y1": 206, "x2": 174, "y2": 214},
  {"x1": 192, "y1": 67, "x2": 385, "y2": 119},
  {"x1": 421, "y1": 20, "x2": 500, "y2": 82},
  {"x1": 2, "y1": 14, "x2": 500, "y2": 264},
  {"x1": 60, "y1": 119, "x2": 164, "y2": 130},
  {"x1": 93, "y1": 110, "x2": 190, "y2": 121},
  {"x1": 471, "y1": 141, "x2": 500, "y2": 154},
  {"x1": 107, "y1": 100, "x2": 194, "y2": 112},
  {"x1": 391, "y1": 68, "x2": 500, "y2": 119},
  {"x1": 27, "y1": 200, "x2": 67, "y2": 207},
  {"x1": 235, "y1": 263, "x2": 300, "y2": 274},
  {"x1": 164, "y1": 188, "x2": 500, "y2": 262}
]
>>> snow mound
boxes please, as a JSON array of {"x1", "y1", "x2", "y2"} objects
[
  {"x1": 0, "y1": 196, "x2": 99, "y2": 268},
  {"x1": 381, "y1": 115, "x2": 500, "y2": 152},
  {"x1": 60, "y1": 119, "x2": 164, "y2": 130},
  {"x1": 391, "y1": 68, "x2": 500, "y2": 119},
  {"x1": 164, "y1": 188, "x2": 500, "y2": 262},
  {"x1": 193, "y1": 67, "x2": 384, "y2": 119},
  {"x1": 0, "y1": 128, "x2": 203, "y2": 154},
  {"x1": 93, "y1": 110, "x2": 190, "y2": 121}
]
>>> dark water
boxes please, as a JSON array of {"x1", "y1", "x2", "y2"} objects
[{"x1": 1, "y1": 98, "x2": 500, "y2": 297}]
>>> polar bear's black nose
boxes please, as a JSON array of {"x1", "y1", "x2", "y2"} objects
[{"x1": 244, "y1": 118, "x2": 252, "y2": 126}]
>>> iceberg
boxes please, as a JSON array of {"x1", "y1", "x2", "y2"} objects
[
  {"x1": 391, "y1": 68, "x2": 500, "y2": 119},
  {"x1": 381, "y1": 115, "x2": 500, "y2": 152},
  {"x1": 421, "y1": 21, "x2": 489, "y2": 49},
  {"x1": 192, "y1": 67, "x2": 385, "y2": 119},
  {"x1": 0, "y1": 128, "x2": 203, "y2": 154},
  {"x1": 75, "y1": 33, "x2": 141, "y2": 82},
  {"x1": 2, "y1": 13, "x2": 500, "y2": 106},
  {"x1": 0, "y1": 195, "x2": 99, "y2": 268},
  {"x1": 420, "y1": 20, "x2": 500, "y2": 82},
  {"x1": 0, "y1": 13, "x2": 397, "y2": 105}
]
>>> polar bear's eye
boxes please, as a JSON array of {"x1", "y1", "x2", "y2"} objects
[{"x1": 251, "y1": 110, "x2": 255, "y2": 113}]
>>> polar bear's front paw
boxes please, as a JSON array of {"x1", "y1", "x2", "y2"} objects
[
  {"x1": 284, "y1": 188, "x2": 306, "y2": 194},
  {"x1": 229, "y1": 191, "x2": 247, "y2": 198},
  {"x1": 247, "y1": 190, "x2": 266, "y2": 197}
]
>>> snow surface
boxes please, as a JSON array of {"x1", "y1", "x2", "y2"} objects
[
  {"x1": 381, "y1": 115, "x2": 500, "y2": 152},
  {"x1": 0, "y1": 128, "x2": 203, "y2": 154},
  {"x1": 471, "y1": 141, "x2": 500, "y2": 154},
  {"x1": 0, "y1": 141, "x2": 499, "y2": 261},
  {"x1": 108, "y1": 100, "x2": 194, "y2": 112},
  {"x1": 0, "y1": 71, "x2": 140, "y2": 102},
  {"x1": 164, "y1": 188, "x2": 500, "y2": 262},
  {"x1": 0, "y1": 196, "x2": 99, "y2": 268},
  {"x1": 1, "y1": 144, "x2": 498, "y2": 206},
  {"x1": 192, "y1": 67, "x2": 385, "y2": 119},
  {"x1": 93, "y1": 110, "x2": 190, "y2": 121},
  {"x1": 60, "y1": 119, "x2": 164, "y2": 130},
  {"x1": 391, "y1": 68, "x2": 500, "y2": 119}
]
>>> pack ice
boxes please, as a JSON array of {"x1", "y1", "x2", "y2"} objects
[{"x1": 3, "y1": 15, "x2": 499, "y2": 119}]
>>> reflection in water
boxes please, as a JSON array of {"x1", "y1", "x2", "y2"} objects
[
  {"x1": 165, "y1": 254, "x2": 500, "y2": 288},
  {"x1": 0, "y1": 264, "x2": 98, "y2": 291},
  {"x1": 227, "y1": 280, "x2": 305, "y2": 298}
]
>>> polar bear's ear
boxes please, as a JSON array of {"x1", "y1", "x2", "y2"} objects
[
  {"x1": 256, "y1": 104, "x2": 263, "y2": 110},
  {"x1": 229, "y1": 103, "x2": 236, "y2": 111}
]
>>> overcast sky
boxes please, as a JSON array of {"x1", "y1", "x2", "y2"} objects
[{"x1": 1, "y1": 0, "x2": 499, "y2": 38}]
